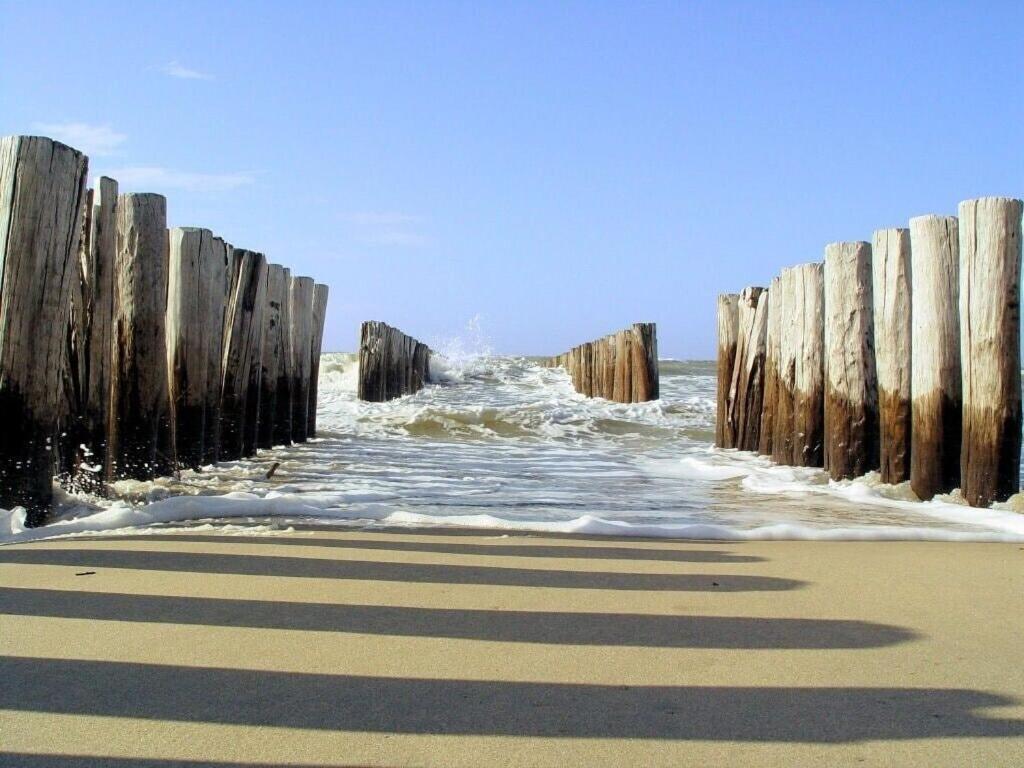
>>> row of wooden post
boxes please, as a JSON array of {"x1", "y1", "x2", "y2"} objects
[
  {"x1": 716, "y1": 196, "x2": 1023, "y2": 508},
  {"x1": 0, "y1": 135, "x2": 329, "y2": 526},
  {"x1": 545, "y1": 323, "x2": 659, "y2": 403},
  {"x1": 357, "y1": 321, "x2": 432, "y2": 402}
]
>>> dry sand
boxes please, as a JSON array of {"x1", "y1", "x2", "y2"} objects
[{"x1": 1, "y1": 525, "x2": 1023, "y2": 766}]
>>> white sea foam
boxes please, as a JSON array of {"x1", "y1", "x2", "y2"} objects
[{"x1": 2, "y1": 344, "x2": 1022, "y2": 544}]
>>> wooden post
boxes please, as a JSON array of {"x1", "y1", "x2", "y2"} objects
[
  {"x1": 771, "y1": 269, "x2": 796, "y2": 465},
  {"x1": 257, "y1": 264, "x2": 288, "y2": 450},
  {"x1": 715, "y1": 294, "x2": 739, "y2": 448},
  {"x1": 909, "y1": 215, "x2": 961, "y2": 500},
  {"x1": 758, "y1": 276, "x2": 781, "y2": 456},
  {"x1": 728, "y1": 286, "x2": 767, "y2": 451},
  {"x1": 307, "y1": 283, "x2": 330, "y2": 437},
  {"x1": 823, "y1": 242, "x2": 878, "y2": 481},
  {"x1": 792, "y1": 263, "x2": 825, "y2": 467},
  {"x1": 0, "y1": 136, "x2": 89, "y2": 523},
  {"x1": 273, "y1": 267, "x2": 294, "y2": 446},
  {"x1": 167, "y1": 228, "x2": 216, "y2": 469},
  {"x1": 107, "y1": 193, "x2": 173, "y2": 480},
  {"x1": 242, "y1": 257, "x2": 268, "y2": 457},
  {"x1": 357, "y1": 321, "x2": 432, "y2": 402},
  {"x1": 289, "y1": 276, "x2": 314, "y2": 441},
  {"x1": 220, "y1": 249, "x2": 267, "y2": 461},
  {"x1": 872, "y1": 228, "x2": 912, "y2": 485},
  {"x1": 545, "y1": 324, "x2": 658, "y2": 403},
  {"x1": 958, "y1": 197, "x2": 1024, "y2": 507},
  {"x1": 202, "y1": 236, "x2": 229, "y2": 465}
]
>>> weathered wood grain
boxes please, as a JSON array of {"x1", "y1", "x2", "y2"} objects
[
  {"x1": 272, "y1": 267, "x2": 294, "y2": 446},
  {"x1": 909, "y1": 215, "x2": 961, "y2": 500},
  {"x1": 202, "y1": 236, "x2": 230, "y2": 465},
  {"x1": 545, "y1": 324, "x2": 659, "y2": 405},
  {"x1": 108, "y1": 193, "x2": 173, "y2": 481},
  {"x1": 0, "y1": 135, "x2": 89, "y2": 522},
  {"x1": 771, "y1": 269, "x2": 797, "y2": 465},
  {"x1": 823, "y1": 242, "x2": 878, "y2": 481},
  {"x1": 715, "y1": 297, "x2": 739, "y2": 447},
  {"x1": 958, "y1": 197, "x2": 1023, "y2": 507},
  {"x1": 358, "y1": 321, "x2": 432, "y2": 403},
  {"x1": 758, "y1": 276, "x2": 781, "y2": 456},
  {"x1": 728, "y1": 287, "x2": 767, "y2": 451},
  {"x1": 257, "y1": 264, "x2": 288, "y2": 450},
  {"x1": 242, "y1": 258, "x2": 268, "y2": 457},
  {"x1": 289, "y1": 276, "x2": 315, "y2": 440},
  {"x1": 872, "y1": 227, "x2": 912, "y2": 485},
  {"x1": 791, "y1": 263, "x2": 825, "y2": 467},
  {"x1": 307, "y1": 283, "x2": 330, "y2": 437}
]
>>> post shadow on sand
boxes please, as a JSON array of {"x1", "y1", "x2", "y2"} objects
[
  {"x1": 2, "y1": 657, "x2": 1022, "y2": 742},
  {"x1": 89, "y1": 533, "x2": 768, "y2": 563},
  {"x1": 0, "y1": 587, "x2": 915, "y2": 649},
  {"x1": 0, "y1": 548, "x2": 802, "y2": 592},
  {"x1": 0, "y1": 758, "x2": 378, "y2": 768}
]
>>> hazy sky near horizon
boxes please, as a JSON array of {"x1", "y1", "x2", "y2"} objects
[{"x1": 2, "y1": 1, "x2": 1022, "y2": 358}]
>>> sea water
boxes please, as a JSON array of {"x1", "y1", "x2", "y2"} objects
[{"x1": 3, "y1": 352, "x2": 1024, "y2": 543}]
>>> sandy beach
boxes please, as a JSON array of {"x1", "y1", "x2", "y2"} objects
[{"x1": 1, "y1": 526, "x2": 1022, "y2": 766}]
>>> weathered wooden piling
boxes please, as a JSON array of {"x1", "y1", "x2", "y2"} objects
[
  {"x1": 958, "y1": 197, "x2": 1023, "y2": 507},
  {"x1": 167, "y1": 228, "x2": 217, "y2": 469},
  {"x1": 220, "y1": 249, "x2": 268, "y2": 461},
  {"x1": 289, "y1": 276, "x2": 315, "y2": 441},
  {"x1": 242, "y1": 260, "x2": 268, "y2": 457},
  {"x1": 791, "y1": 263, "x2": 825, "y2": 467},
  {"x1": 823, "y1": 242, "x2": 878, "y2": 480},
  {"x1": 909, "y1": 215, "x2": 961, "y2": 500},
  {"x1": 771, "y1": 269, "x2": 797, "y2": 465},
  {"x1": 272, "y1": 267, "x2": 294, "y2": 446},
  {"x1": 202, "y1": 236, "x2": 230, "y2": 465},
  {"x1": 358, "y1": 321, "x2": 432, "y2": 402},
  {"x1": 0, "y1": 136, "x2": 89, "y2": 522},
  {"x1": 872, "y1": 228, "x2": 912, "y2": 485},
  {"x1": 307, "y1": 283, "x2": 330, "y2": 437},
  {"x1": 546, "y1": 323, "x2": 659, "y2": 404},
  {"x1": 107, "y1": 193, "x2": 173, "y2": 481},
  {"x1": 257, "y1": 264, "x2": 289, "y2": 450},
  {"x1": 758, "y1": 277, "x2": 781, "y2": 456},
  {"x1": 728, "y1": 287, "x2": 767, "y2": 451},
  {"x1": 715, "y1": 296, "x2": 739, "y2": 447}
]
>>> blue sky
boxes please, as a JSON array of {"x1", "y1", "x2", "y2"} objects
[{"x1": 2, "y1": 1, "x2": 1022, "y2": 357}]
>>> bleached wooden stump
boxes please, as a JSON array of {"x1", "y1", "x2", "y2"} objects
[
  {"x1": 758, "y1": 276, "x2": 781, "y2": 456},
  {"x1": 909, "y1": 215, "x2": 961, "y2": 500},
  {"x1": 242, "y1": 258, "x2": 269, "y2": 457},
  {"x1": 715, "y1": 294, "x2": 739, "y2": 448},
  {"x1": 289, "y1": 276, "x2": 315, "y2": 441},
  {"x1": 273, "y1": 267, "x2": 294, "y2": 446},
  {"x1": 0, "y1": 136, "x2": 89, "y2": 522},
  {"x1": 257, "y1": 264, "x2": 289, "y2": 450},
  {"x1": 771, "y1": 269, "x2": 797, "y2": 465},
  {"x1": 792, "y1": 263, "x2": 825, "y2": 467},
  {"x1": 823, "y1": 242, "x2": 878, "y2": 480},
  {"x1": 107, "y1": 193, "x2": 173, "y2": 480},
  {"x1": 220, "y1": 249, "x2": 268, "y2": 461},
  {"x1": 307, "y1": 283, "x2": 330, "y2": 437},
  {"x1": 202, "y1": 236, "x2": 230, "y2": 465},
  {"x1": 958, "y1": 197, "x2": 1024, "y2": 507},
  {"x1": 872, "y1": 228, "x2": 913, "y2": 485},
  {"x1": 728, "y1": 286, "x2": 767, "y2": 451}
]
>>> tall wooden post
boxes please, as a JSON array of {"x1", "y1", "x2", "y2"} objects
[
  {"x1": 758, "y1": 276, "x2": 781, "y2": 456},
  {"x1": 202, "y1": 236, "x2": 229, "y2": 465},
  {"x1": 242, "y1": 257, "x2": 268, "y2": 457},
  {"x1": 289, "y1": 276, "x2": 314, "y2": 442},
  {"x1": 307, "y1": 283, "x2": 330, "y2": 437},
  {"x1": 0, "y1": 136, "x2": 88, "y2": 523},
  {"x1": 958, "y1": 197, "x2": 1024, "y2": 507},
  {"x1": 108, "y1": 193, "x2": 173, "y2": 480},
  {"x1": 872, "y1": 228, "x2": 912, "y2": 485},
  {"x1": 772, "y1": 269, "x2": 797, "y2": 465},
  {"x1": 909, "y1": 215, "x2": 961, "y2": 500},
  {"x1": 715, "y1": 294, "x2": 739, "y2": 448},
  {"x1": 792, "y1": 263, "x2": 825, "y2": 467},
  {"x1": 273, "y1": 267, "x2": 294, "y2": 446},
  {"x1": 220, "y1": 249, "x2": 267, "y2": 461},
  {"x1": 728, "y1": 286, "x2": 767, "y2": 451},
  {"x1": 167, "y1": 228, "x2": 216, "y2": 469},
  {"x1": 823, "y1": 242, "x2": 878, "y2": 480},
  {"x1": 257, "y1": 264, "x2": 288, "y2": 450}
]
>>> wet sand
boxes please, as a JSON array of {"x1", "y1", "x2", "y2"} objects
[{"x1": 1, "y1": 527, "x2": 1023, "y2": 766}]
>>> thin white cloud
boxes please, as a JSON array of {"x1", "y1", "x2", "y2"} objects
[
  {"x1": 33, "y1": 122, "x2": 127, "y2": 156},
  {"x1": 341, "y1": 211, "x2": 430, "y2": 247},
  {"x1": 162, "y1": 61, "x2": 213, "y2": 80},
  {"x1": 102, "y1": 166, "x2": 255, "y2": 193}
]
